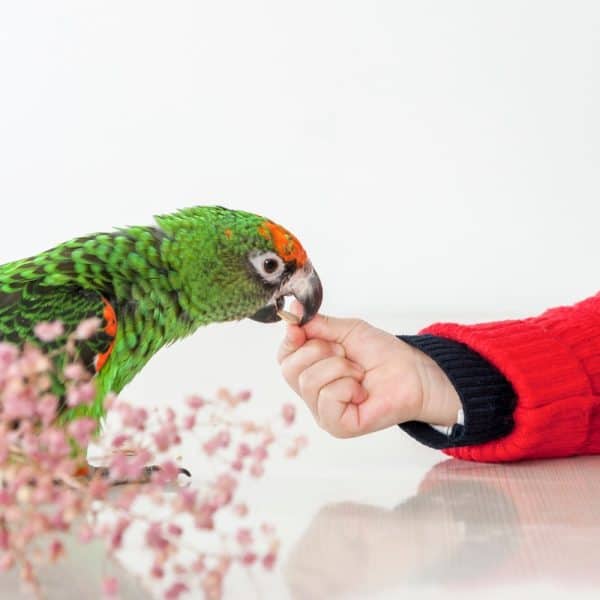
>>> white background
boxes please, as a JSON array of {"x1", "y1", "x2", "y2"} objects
[
  {"x1": 2, "y1": 4, "x2": 600, "y2": 599},
  {"x1": 1, "y1": 1, "x2": 600, "y2": 325}
]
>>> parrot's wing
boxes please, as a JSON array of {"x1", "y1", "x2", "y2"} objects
[{"x1": 0, "y1": 283, "x2": 117, "y2": 387}]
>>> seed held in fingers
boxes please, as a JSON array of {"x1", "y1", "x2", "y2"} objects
[{"x1": 277, "y1": 310, "x2": 301, "y2": 325}]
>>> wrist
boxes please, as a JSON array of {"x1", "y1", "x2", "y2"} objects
[{"x1": 412, "y1": 347, "x2": 461, "y2": 426}]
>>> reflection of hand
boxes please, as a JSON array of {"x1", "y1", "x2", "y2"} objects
[
  {"x1": 284, "y1": 500, "x2": 463, "y2": 600},
  {"x1": 285, "y1": 457, "x2": 600, "y2": 599},
  {"x1": 284, "y1": 503, "x2": 376, "y2": 599},
  {"x1": 278, "y1": 314, "x2": 461, "y2": 438}
]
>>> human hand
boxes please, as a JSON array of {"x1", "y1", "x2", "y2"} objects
[{"x1": 277, "y1": 314, "x2": 460, "y2": 437}]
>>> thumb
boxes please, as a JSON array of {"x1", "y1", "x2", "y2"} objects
[{"x1": 302, "y1": 314, "x2": 362, "y2": 344}]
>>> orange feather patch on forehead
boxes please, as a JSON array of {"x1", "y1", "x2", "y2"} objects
[{"x1": 258, "y1": 221, "x2": 307, "y2": 266}]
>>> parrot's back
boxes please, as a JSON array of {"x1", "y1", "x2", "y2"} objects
[
  {"x1": 0, "y1": 253, "x2": 119, "y2": 420},
  {"x1": 0, "y1": 227, "x2": 173, "y2": 422}
]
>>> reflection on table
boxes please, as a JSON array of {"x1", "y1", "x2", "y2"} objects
[{"x1": 285, "y1": 456, "x2": 600, "y2": 599}]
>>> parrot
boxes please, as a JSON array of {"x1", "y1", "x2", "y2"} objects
[{"x1": 0, "y1": 205, "x2": 323, "y2": 429}]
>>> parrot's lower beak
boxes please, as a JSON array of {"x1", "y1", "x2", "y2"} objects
[{"x1": 250, "y1": 263, "x2": 323, "y2": 326}]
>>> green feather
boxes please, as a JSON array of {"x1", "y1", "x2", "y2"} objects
[{"x1": 0, "y1": 206, "x2": 282, "y2": 424}]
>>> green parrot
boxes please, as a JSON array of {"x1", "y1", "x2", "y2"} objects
[{"x1": 0, "y1": 205, "x2": 323, "y2": 425}]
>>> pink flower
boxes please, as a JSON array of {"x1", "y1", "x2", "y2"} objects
[
  {"x1": 202, "y1": 571, "x2": 223, "y2": 599},
  {"x1": 88, "y1": 478, "x2": 109, "y2": 500},
  {"x1": 241, "y1": 552, "x2": 257, "y2": 566},
  {"x1": 153, "y1": 424, "x2": 179, "y2": 452},
  {"x1": 202, "y1": 437, "x2": 219, "y2": 456},
  {"x1": 150, "y1": 564, "x2": 164, "y2": 579},
  {"x1": 49, "y1": 539, "x2": 64, "y2": 562},
  {"x1": 191, "y1": 557, "x2": 205, "y2": 573},
  {"x1": 233, "y1": 503, "x2": 248, "y2": 517},
  {"x1": 252, "y1": 445, "x2": 268, "y2": 462},
  {"x1": 250, "y1": 463, "x2": 264, "y2": 478},
  {"x1": 111, "y1": 434, "x2": 128, "y2": 448},
  {"x1": 261, "y1": 523, "x2": 276, "y2": 536},
  {"x1": 0, "y1": 552, "x2": 14, "y2": 572},
  {"x1": 153, "y1": 428, "x2": 171, "y2": 452},
  {"x1": 216, "y1": 430, "x2": 230, "y2": 448},
  {"x1": 101, "y1": 576, "x2": 119, "y2": 598},
  {"x1": 150, "y1": 460, "x2": 179, "y2": 485},
  {"x1": 74, "y1": 317, "x2": 101, "y2": 340},
  {"x1": 236, "y1": 528, "x2": 253, "y2": 546},
  {"x1": 20, "y1": 345, "x2": 52, "y2": 374},
  {"x1": 175, "y1": 489, "x2": 197, "y2": 512},
  {"x1": 63, "y1": 362, "x2": 89, "y2": 381},
  {"x1": 295, "y1": 434, "x2": 309, "y2": 449},
  {"x1": 120, "y1": 405, "x2": 148, "y2": 431},
  {"x1": 68, "y1": 418, "x2": 97, "y2": 447},
  {"x1": 216, "y1": 473, "x2": 237, "y2": 493},
  {"x1": 186, "y1": 395, "x2": 205, "y2": 410},
  {"x1": 42, "y1": 429, "x2": 70, "y2": 459},
  {"x1": 262, "y1": 552, "x2": 277, "y2": 570},
  {"x1": 0, "y1": 343, "x2": 18, "y2": 371},
  {"x1": 145, "y1": 523, "x2": 169, "y2": 551},
  {"x1": 66, "y1": 382, "x2": 96, "y2": 407},
  {"x1": 110, "y1": 518, "x2": 131, "y2": 551},
  {"x1": 237, "y1": 389, "x2": 252, "y2": 402},
  {"x1": 165, "y1": 582, "x2": 189, "y2": 600},
  {"x1": 194, "y1": 506, "x2": 215, "y2": 530},
  {"x1": 282, "y1": 403, "x2": 296, "y2": 425},
  {"x1": 79, "y1": 524, "x2": 95, "y2": 543},
  {"x1": 2, "y1": 393, "x2": 35, "y2": 420},
  {"x1": 0, "y1": 354, "x2": 298, "y2": 600},
  {"x1": 0, "y1": 440, "x2": 8, "y2": 465},
  {"x1": 110, "y1": 449, "x2": 153, "y2": 481},
  {"x1": 37, "y1": 393, "x2": 58, "y2": 426},
  {"x1": 34, "y1": 320, "x2": 64, "y2": 342},
  {"x1": 237, "y1": 443, "x2": 251, "y2": 458},
  {"x1": 182, "y1": 414, "x2": 196, "y2": 430}
]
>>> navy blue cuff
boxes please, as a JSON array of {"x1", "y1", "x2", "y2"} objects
[{"x1": 397, "y1": 334, "x2": 516, "y2": 450}]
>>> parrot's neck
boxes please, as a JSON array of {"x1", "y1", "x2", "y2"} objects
[{"x1": 70, "y1": 227, "x2": 210, "y2": 399}]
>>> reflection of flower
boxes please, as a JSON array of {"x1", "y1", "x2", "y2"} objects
[
  {"x1": 286, "y1": 456, "x2": 600, "y2": 599},
  {"x1": 0, "y1": 324, "x2": 305, "y2": 599}
]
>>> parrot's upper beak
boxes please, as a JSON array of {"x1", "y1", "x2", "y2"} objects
[{"x1": 250, "y1": 262, "x2": 323, "y2": 326}]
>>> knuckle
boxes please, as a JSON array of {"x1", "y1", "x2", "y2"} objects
[
  {"x1": 297, "y1": 369, "x2": 312, "y2": 394},
  {"x1": 318, "y1": 383, "x2": 336, "y2": 404},
  {"x1": 281, "y1": 360, "x2": 298, "y2": 385},
  {"x1": 305, "y1": 338, "x2": 332, "y2": 358}
]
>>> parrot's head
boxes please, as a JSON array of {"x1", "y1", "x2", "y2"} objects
[{"x1": 155, "y1": 206, "x2": 323, "y2": 326}]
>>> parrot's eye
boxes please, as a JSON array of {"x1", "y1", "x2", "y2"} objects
[
  {"x1": 250, "y1": 251, "x2": 285, "y2": 284},
  {"x1": 263, "y1": 258, "x2": 279, "y2": 274}
]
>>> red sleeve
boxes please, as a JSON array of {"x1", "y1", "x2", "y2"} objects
[{"x1": 422, "y1": 293, "x2": 600, "y2": 462}]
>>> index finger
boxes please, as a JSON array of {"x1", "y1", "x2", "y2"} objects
[
  {"x1": 277, "y1": 324, "x2": 307, "y2": 364},
  {"x1": 302, "y1": 314, "x2": 363, "y2": 345}
]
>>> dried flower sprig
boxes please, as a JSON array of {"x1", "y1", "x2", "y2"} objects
[{"x1": 0, "y1": 322, "x2": 306, "y2": 599}]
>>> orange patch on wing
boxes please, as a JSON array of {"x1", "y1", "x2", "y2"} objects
[
  {"x1": 95, "y1": 297, "x2": 117, "y2": 372},
  {"x1": 95, "y1": 342, "x2": 115, "y2": 372},
  {"x1": 258, "y1": 221, "x2": 307, "y2": 266},
  {"x1": 102, "y1": 297, "x2": 117, "y2": 337},
  {"x1": 224, "y1": 228, "x2": 233, "y2": 239}
]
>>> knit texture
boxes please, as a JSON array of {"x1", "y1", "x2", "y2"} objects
[
  {"x1": 421, "y1": 293, "x2": 600, "y2": 462},
  {"x1": 398, "y1": 335, "x2": 516, "y2": 449}
]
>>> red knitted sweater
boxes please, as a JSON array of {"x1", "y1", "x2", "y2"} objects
[{"x1": 422, "y1": 294, "x2": 600, "y2": 462}]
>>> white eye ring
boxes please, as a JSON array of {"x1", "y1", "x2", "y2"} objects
[{"x1": 250, "y1": 251, "x2": 285, "y2": 283}]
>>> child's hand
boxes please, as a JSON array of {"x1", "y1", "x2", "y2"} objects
[{"x1": 277, "y1": 314, "x2": 460, "y2": 438}]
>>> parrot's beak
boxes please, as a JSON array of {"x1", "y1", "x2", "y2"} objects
[{"x1": 250, "y1": 262, "x2": 323, "y2": 326}]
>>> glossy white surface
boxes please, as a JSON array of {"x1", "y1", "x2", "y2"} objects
[{"x1": 3, "y1": 315, "x2": 600, "y2": 599}]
